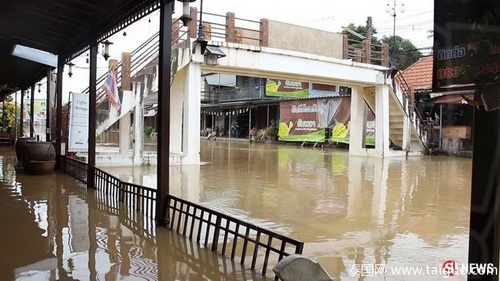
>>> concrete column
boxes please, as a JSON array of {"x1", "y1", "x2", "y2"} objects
[
  {"x1": 402, "y1": 114, "x2": 411, "y2": 151},
  {"x1": 119, "y1": 53, "x2": 131, "y2": 154},
  {"x1": 181, "y1": 49, "x2": 202, "y2": 164},
  {"x1": 375, "y1": 85, "x2": 390, "y2": 156},
  {"x1": 349, "y1": 86, "x2": 366, "y2": 154},
  {"x1": 133, "y1": 82, "x2": 144, "y2": 164},
  {"x1": 170, "y1": 68, "x2": 184, "y2": 154}
]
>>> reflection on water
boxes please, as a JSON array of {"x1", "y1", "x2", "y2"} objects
[
  {"x1": 106, "y1": 140, "x2": 472, "y2": 280},
  {"x1": 0, "y1": 147, "x2": 264, "y2": 281},
  {"x1": 2, "y1": 138, "x2": 472, "y2": 280}
]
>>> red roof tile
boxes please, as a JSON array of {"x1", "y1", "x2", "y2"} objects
[{"x1": 399, "y1": 55, "x2": 433, "y2": 92}]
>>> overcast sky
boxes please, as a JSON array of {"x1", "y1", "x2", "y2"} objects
[
  {"x1": 31, "y1": 0, "x2": 434, "y2": 100},
  {"x1": 200, "y1": 0, "x2": 434, "y2": 49}
]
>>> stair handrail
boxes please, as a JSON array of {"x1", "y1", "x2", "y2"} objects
[
  {"x1": 81, "y1": 18, "x2": 188, "y2": 104},
  {"x1": 393, "y1": 71, "x2": 431, "y2": 148}
]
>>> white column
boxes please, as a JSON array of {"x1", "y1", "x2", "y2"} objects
[
  {"x1": 349, "y1": 86, "x2": 367, "y2": 155},
  {"x1": 133, "y1": 82, "x2": 144, "y2": 164},
  {"x1": 402, "y1": 114, "x2": 411, "y2": 151},
  {"x1": 375, "y1": 85, "x2": 390, "y2": 156},
  {"x1": 119, "y1": 112, "x2": 131, "y2": 154},
  {"x1": 170, "y1": 68, "x2": 184, "y2": 154},
  {"x1": 181, "y1": 48, "x2": 202, "y2": 164}
]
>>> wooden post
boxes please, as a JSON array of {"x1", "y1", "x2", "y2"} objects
[
  {"x1": 30, "y1": 85, "x2": 34, "y2": 138},
  {"x1": 381, "y1": 43, "x2": 390, "y2": 67},
  {"x1": 87, "y1": 40, "x2": 98, "y2": 189},
  {"x1": 20, "y1": 90, "x2": 24, "y2": 136},
  {"x1": 363, "y1": 39, "x2": 371, "y2": 64},
  {"x1": 121, "y1": 53, "x2": 131, "y2": 91},
  {"x1": 156, "y1": 0, "x2": 173, "y2": 226},
  {"x1": 46, "y1": 68, "x2": 52, "y2": 141},
  {"x1": 55, "y1": 59, "x2": 64, "y2": 169},
  {"x1": 225, "y1": 12, "x2": 235, "y2": 43},
  {"x1": 343, "y1": 34, "x2": 349, "y2": 60},
  {"x1": 188, "y1": 7, "x2": 197, "y2": 38},
  {"x1": 260, "y1": 19, "x2": 269, "y2": 47}
]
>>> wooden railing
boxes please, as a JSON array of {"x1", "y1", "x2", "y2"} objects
[
  {"x1": 346, "y1": 38, "x2": 390, "y2": 67},
  {"x1": 62, "y1": 156, "x2": 88, "y2": 183},
  {"x1": 61, "y1": 156, "x2": 304, "y2": 278}
]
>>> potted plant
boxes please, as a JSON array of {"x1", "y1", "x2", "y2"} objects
[{"x1": 264, "y1": 120, "x2": 278, "y2": 141}]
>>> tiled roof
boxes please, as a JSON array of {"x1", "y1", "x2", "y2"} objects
[{"x1": 399, "y1": 55, "x2": 433, "y2": 92}]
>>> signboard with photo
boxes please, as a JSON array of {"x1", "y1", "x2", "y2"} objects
[
  {"x1": 278, "y1": 97, "x2": 351, "y2": 142},
  {"x1": 265, "y1": 79, "x2": 347, "y2": 98}
]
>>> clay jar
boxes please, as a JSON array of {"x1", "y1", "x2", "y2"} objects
[
  {"x1": 22, "y1": 141, "x2": 56, "y2": 174},
  {"x1": 15, "y1": 137, "x2": 36, "y2": 163}
]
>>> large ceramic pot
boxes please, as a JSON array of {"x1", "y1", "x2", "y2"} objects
[
  {"x1": 22, "y1": 141, "x2": 56, "y2": 174},
  {"x1": 15, "y1": 137, "x2": 36, "y2": 162}
]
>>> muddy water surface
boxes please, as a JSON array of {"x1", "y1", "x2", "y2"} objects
[
  {"x1": 0, "y1": 146, "x2": 255, "y2": 281},
  {"x1": 105, "y1": 140, "x2": 472, "y2": 280}
]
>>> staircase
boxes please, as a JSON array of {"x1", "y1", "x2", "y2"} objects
[
  {"x1": 84, "y1": 18, "x2": 192, "y2": 136},
  {"x1": 363, "y1": 74, "x2": 428, "y2": 153}
]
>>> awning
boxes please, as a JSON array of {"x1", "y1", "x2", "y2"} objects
[{"x1": 434, "y1": 93, "x2": 474, "y2": 104}]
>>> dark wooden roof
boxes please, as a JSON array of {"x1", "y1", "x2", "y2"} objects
[{"x1": 0, "y1": 0, "x2": 166, "y2": 100}]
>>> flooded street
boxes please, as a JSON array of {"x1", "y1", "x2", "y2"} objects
[
  {"x1": 0, "y1": 140, "x2": 472, "y2": 280},
  {"x1": 105, "y1": 140, "x2": 472, "y2": 280},
  {"x1": 0, "y1": 147, "x2": 258, "y2": 281}
]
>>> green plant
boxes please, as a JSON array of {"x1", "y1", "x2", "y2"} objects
[
  {"x1": 144, "y1": 125, "x2": 153, "y2": 136},
  {"x1": 1, "y1": 96, "x2": 19, "y2": 133}
]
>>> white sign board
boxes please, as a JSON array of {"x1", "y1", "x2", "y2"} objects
[{"x1": 68, "y1": 92, "x2": 89, "y2": 152}]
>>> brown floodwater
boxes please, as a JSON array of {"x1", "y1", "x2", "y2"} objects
[
  {"x1": 0, "y1": 140, "x2": 473, "y2": 280},
  {"x1": 0, "y1": 146, "x2": 261, "y2": 281},
  {"x1": 103, "y1": 140, "x2": 472, "y2": 280}
]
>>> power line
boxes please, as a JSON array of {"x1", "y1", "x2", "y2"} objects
[{"x1": 373, "y1": 10, "x2": 433, "y2": 25}]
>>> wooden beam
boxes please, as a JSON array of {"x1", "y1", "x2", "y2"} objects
[{"x1": 156, "y1": 0, "x2": 173, "y2": 226}]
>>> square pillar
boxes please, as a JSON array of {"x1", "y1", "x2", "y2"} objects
[
  {"x1": 402, "y1": 114, "x2": 411, "y2": 151},
  {"x1": 181, "y1": 50, "x2": 202, "y2": 165},
  {"x1": 132, "y1": 82, "x2": 144, "y2": 164},
  {"x1": 170, "y1": 67, "x2": 185, "y2": 154},
  {"x1": 349, "y1": 86, "x2": 366, "y2": 154},
  {"x1": 375, "y1": 85, "x2": 390, "y2": 156}
]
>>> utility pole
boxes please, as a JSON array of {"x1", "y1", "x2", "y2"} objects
[{"x1": 366, "y1": 16, "x2": 373, "y2": 43}]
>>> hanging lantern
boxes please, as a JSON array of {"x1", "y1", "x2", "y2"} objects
[
  {"x1": 67, "y1": 62, "x2": 75, "y2": 77},
  {"x1": 102, "y1": 40, "x2": 113, "y2": 61}
]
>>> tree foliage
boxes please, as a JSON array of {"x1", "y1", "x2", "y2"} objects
[
  {"x1": 381, "y1": 35, "x2": 422, "y2": 70},
  {"x1": 342, "y1": 22, "x2": 423, "y2": 70},
  {"x1": 1, "y1": 95, "x2": 19, "y2": 133}
]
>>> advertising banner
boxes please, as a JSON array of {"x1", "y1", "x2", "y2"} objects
[
  {"x1": 433, "y1": 0, "x2": 500, "y2": 91},
  {"x1": 278, "y1": 97, "x2": 351, "y2": 142},
  {"x1": 68, "y1": 92, "x2": 89, "y2": 152},
  {"x1": 265, "y1": 79, "x2": 347, "y2": 98}
]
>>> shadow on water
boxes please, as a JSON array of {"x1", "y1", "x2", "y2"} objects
[{"x1": 98, "y1": 140, "x2": 472, "y2": 280}]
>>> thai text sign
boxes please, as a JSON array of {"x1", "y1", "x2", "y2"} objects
[
  {"x1": 433, "y1": 0, "x2": 500, "y2": 91},
  {"x1": 68, "y1": 92, "x2": 89, "y2": 152}
]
